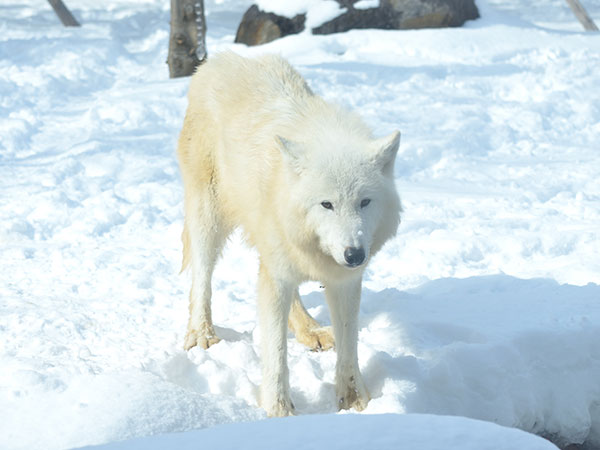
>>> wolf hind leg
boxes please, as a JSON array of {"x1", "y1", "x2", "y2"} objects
[
  {"x1": 182, "y1": 187, "x2": 229, "y2": 351},
  {"x1": 288, "y1": 290, "x2": 334, "y2": 351}
]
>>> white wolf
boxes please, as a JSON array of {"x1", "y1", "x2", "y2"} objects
[{"x1": 177, "y1": 52, "x2": 401, "y2": 417}]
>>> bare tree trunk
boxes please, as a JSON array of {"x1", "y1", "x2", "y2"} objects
[
  {"x1": 168, "y1": 0, "x2": 207, "y2": 78},
  {"x1": 47, "y1": 0, "x2": 80, "y2": 27},
  {"x1": 565, "y1": 0, "x2": 598, "y2": 31}
]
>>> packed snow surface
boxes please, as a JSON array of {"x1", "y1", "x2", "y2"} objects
[
  {"x1": 81, "y1": 414, "x2": 558, "y2": 450},
  {"x1": 1, "y1": 0, "x2": 599, "y2": 449}
]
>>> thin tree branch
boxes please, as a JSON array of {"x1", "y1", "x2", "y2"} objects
[
  {"x1": 47, "y1": 0, "x2": 80, "y2": 27},
  {"x1": 565, "y1": 0, "x2": 598, "y2": 31}
]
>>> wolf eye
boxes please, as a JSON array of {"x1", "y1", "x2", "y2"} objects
[
  {"x1": 321, "y1": 201, "x2": 333, "y2": 210},
  {"x1": 360, "y1": 198, "x2": 371, "y2": 208}
]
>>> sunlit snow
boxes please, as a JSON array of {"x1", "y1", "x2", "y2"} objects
[{"x1": 1, "y1": 1, "x2": 599, "y2": 449}]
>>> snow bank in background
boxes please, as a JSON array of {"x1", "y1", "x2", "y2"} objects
[
  {"x1": 80, "y1": 414, "x2": 559, "y2": 450},
  {"x1": 354, "y1": 0, "x2": 380, "y2": 10},
  {"x1": 255, "y1": 0, "x2": 345, "y2": 29},
  {"x1": 1, "y1": 0, "x2": 600, "y2": 449}
]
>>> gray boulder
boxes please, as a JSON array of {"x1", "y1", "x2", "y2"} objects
[{"x1": 235, "y1": 0, "x2": 480, "y2": 46}]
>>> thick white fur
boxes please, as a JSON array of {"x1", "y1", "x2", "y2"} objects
[{"x1": 177, "y1": 52, "x2": 401, "y2": 417}]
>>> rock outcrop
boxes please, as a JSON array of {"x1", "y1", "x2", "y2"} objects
[{"x1": 235, "y1": 0, "x2": 480, "y2": 46}]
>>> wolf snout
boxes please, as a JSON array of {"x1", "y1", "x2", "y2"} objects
[{"x1": 344, "y1": 247, "x2": 365, "y2": 267}]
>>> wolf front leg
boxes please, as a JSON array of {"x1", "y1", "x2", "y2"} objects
[
  {"x1": 257, "y1": 263, "x2": 295, "y2": 417},
  {"x1": 325, "y1": 277, "x2": 370, "y2": 411}
]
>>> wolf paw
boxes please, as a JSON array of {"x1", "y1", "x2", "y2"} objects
[
  {"x1": 262, "y1": 396, "x2": 296, "y2": 417},
  {"x1": 338, "y1": 390, "x2": 370, "y2": 412},
  {"x1": 184, "y1": 329, "x2": 221, "y2": 350},
  {"x1": 295, "y1": 325, "x2": 335, "y2": 351},
  {"x1": 337, "y1": 375, "x2": 370, "y2": 411}
]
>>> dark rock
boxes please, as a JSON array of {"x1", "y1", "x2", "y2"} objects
[
  {"x1": 313, "y1": 3, "x2": 397, "y2": 35},
  {"x1": 385, "y1": 0, "x2": 480, "y2": 29},
  {"x1": 234, "y1": 5, "x2": 306, "y2": 46},
  {"x1": 235, "y1": 0, "x2": 479, "y2": 46}
]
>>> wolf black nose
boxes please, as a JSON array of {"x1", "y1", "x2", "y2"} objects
[{"x1": 344, "y1": 247, "x2": 365, "y2": 267}]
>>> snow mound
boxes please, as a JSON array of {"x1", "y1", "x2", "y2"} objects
[
  {"x1": 2, "y1": 370, "x2": 263, "y2": 450},
  {"x1": 79, "y1": 413, "x2": 558, "y2": 450}
]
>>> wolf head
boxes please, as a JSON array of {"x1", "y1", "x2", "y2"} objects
[{"x1": 278, "y1": 129, "x2": 401, "y2": 271}]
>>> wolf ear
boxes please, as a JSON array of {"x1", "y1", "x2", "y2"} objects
[
  {"x1": 277, "y1": 136, "x2": 305, "y2": 173},
  {"x1": 370, "y1": 130, "x2": 400, "y2": 175}
]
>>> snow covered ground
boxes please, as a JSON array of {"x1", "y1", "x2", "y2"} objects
[
  {"x1": 82, "y1": 413, "x2": 559, "y2": 450},
  {"x1": 1, "y1": 0, "x2": 599, "y2": 449}
]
